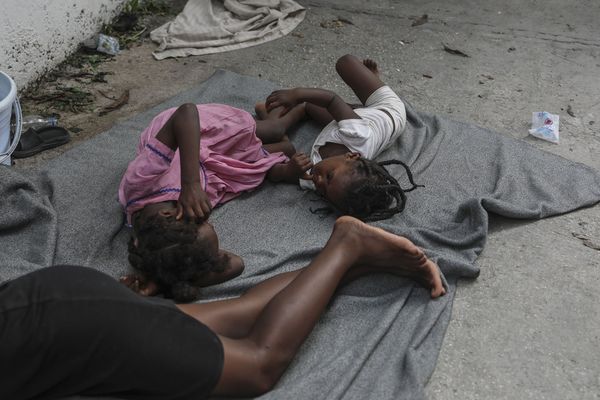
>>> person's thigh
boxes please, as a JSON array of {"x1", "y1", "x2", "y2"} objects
[{"x1": 336, "y1": 54, "x2": 385, "y2": 105}]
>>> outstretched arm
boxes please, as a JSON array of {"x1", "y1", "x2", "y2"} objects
[
  {"x1": 266, "y1": 88, "x2": 359, "y2": 122},
  {"x1": 155, "y1": 103, "x2": 212, "y2": 220},
  {"x1": 267, "y1": 152, "x2": 313, "y2": 184}
]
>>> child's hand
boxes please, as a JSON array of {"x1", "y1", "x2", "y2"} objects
[
  {"x1": 288, "y1": 152, "x2": 313, "y2": 180},
  {"x1": 266, "y1": 89, "x2": 298, "y2": 115},
  {"x1": 177, "y1": 183, "x2": 212, "y2": 221}
]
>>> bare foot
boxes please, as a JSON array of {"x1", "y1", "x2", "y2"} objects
[
  {"x1": 255, "y1": 101, "x2": 307, "y2": 121},
  {"x1": 334, "y1": 216, "x2": 446, "y2": 298},
  {"x1": 255, "y1": 102, "x2": 269, "y2": 120},
  {"x1": 363, "y1": 59, "x2": 380, "y2": 78},
  {"x1": 119, "y1": 274, "x2": 159, "y2": 296},
  {"x1": 254, "y1": 102, "x2": 286, "y2": 120}
]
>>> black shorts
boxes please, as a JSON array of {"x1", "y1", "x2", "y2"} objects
[{"x1": 0, "y1": 265, "x2": 223, "y2": 400}]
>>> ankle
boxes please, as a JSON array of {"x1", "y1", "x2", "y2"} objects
[{"x1": 330, "y1": 217, "x2": 363, "y2": 252}]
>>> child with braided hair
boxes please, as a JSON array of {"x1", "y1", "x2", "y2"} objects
[
  {"x1": 118, "y1": 102, "x2": 310, "y2": 301},
  {"x1": 261, "y1": 54, "x2": 421, "y2": 222}
]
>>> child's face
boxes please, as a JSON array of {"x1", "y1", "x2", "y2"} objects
[{"x1": 311, "y1": 152, "x2": 360, "y2": 208}]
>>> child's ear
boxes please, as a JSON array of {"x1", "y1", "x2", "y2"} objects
[{"x1": 158, "y1": 208, "x2": 177, "y2": 218}]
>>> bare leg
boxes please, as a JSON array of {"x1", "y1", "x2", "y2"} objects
[
  {"x1": 305, "y1": 59, "x2": 381, "y2": 126},
  {"x1": 305, "y1": 102, "x2": 335, "y2": 126},
  {"x1": 180, "y1": 217, "x2": 445, "y2": 397},
  {"x1": 177, "y1": 269, "x2": 303, "y2": 339},
  {"x1": 254, "y1": 103, "x2": 306, "y2": 144},
  {"x1": 336, "y1": 54, "x2": 386, "y2": 105}
]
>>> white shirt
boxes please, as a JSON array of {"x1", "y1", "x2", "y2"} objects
[{"x1": 300, "y1": 86, "x2": 406, "y2": 190}]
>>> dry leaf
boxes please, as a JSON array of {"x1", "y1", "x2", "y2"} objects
[
  {"x1": 411, "y1": 14, "x2": 428, "y2": 27},
  {"x1": 98, "y1": 89, "x2": 129, "y2": 116},
  {"x1": 443, "y1": 44, "x2": 470, "y2": 57}
]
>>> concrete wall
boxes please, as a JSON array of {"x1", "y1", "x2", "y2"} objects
[{"x1": 0, "y1": 0, "x2": 127, "y2": 90}]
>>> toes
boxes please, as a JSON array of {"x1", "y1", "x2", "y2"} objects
[
  {"x1": 362, "y1": 59, "x2": 378, "y2": 69},
  {"x1": 429, "y1": 279, "x2": 446, "y2": 298}
]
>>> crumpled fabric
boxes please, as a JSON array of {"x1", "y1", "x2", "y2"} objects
[{"x1": 150, "y1": 0, "x2": 306, "y2": 60}]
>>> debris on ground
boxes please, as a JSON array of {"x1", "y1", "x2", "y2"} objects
[
  {"x1": 422, "y1": 74, "x2": 433, "y2": 79},
  {"x1": 481, "y1": 74, "x2": 494, "y2": 80},
  {"x1": 411, "y1": 14, "x2": 429, "y2": 27},
  {"x1": 320, "y1": 18, "x2": 353, "y2": 29},
  {"x1": 102, "y1": 0, "x2": 174, "y2": 49},
  {"x1": 529, "y1": 111, "x2": 560, "y2": 144},
  {"x1": 508, "y1": 46, "x2": 516, "y2": 52},
  {"x1": 112, "y1": 13, "x2": 139, "y2": 32},
  {"x1": 97, "y1": 34, "x2": 121, "y2": 56},
  {"x1": 566, "y1": 104, "x2": 576, "y2": 117},
  {"x1": 443, "y1": 44, "x2": 470, "y2": 57},
  {"x1": 572, "y1": 232, "x2": 600, "y2": 251},
  {"x1": 26, "y1": 86, "x2": 95, "y2": 113},
  {"x1": 19, "y1": 0, "x2": 178, "y2": 122},
  {"x1": 336, "y1": 17, "x2": 354, "y2": 25},
  {"x1": 98, "y1": 89, "x2": 130, "y2": 116}
]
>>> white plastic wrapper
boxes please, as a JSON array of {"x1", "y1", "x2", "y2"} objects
[
  {"x1": 529, "y1": 111, "x2": 559, "y2": 144},
  {"x1": 97, "y1": 34, "x2": 120, "y2": 56}
]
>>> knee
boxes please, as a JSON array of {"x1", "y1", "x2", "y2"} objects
[
  {"x1": 245, "y1": 373, "x2": 277, "y2": 396},
  {"x1": 249, "y1": 349, "x2": 289, "y2": 395},
  {"x1": 335, "y1": 54, "x2": 359, "y2": 73},
  {"x1": 174, "y1": 103, "x2": 198, "y2": 118}
]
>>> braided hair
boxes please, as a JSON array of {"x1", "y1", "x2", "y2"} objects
[
  {"x1": 128, "y1": 214, "x2": 226, "y2": 302},
  {"x1": 335, "y1": 158, "x2": 422, "y2": 222}
]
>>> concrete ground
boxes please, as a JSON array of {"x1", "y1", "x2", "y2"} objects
[{"x1": 14, "y1": 0, "x2": 600, "y2": 398}]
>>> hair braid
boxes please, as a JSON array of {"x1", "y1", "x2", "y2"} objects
[
  {"x1": 337, "y1": 158, "x2": 423, "y2": 222},
  {"x1": 128, "y1": 214, "x2": 225, "y2": 302}
]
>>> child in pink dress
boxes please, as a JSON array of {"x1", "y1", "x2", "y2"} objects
[{"x1": 119, "y1": 102, "x2": 310, "y2": 302}]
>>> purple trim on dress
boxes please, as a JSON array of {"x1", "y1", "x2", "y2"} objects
[
  {"x1": 146, "y1": 143, "x2": 172, "y2": 163},
  {"x1": 199, "y1": 161, "x2": 208, "y2": 191},
  {"x1": 261, "y1": 146, "x2": 270, "y2": 157},
  {"x1": 126, "y1": 187, "x2": 181, "y2": 208}
]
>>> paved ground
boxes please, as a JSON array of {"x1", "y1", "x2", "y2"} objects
[{"x1": 14, "y1": 1, "x2": 600, "y2": 398}]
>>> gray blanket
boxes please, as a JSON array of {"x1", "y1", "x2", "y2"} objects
[{"x1": 1, "y1": 70, "x2": 599, "y2": 400}]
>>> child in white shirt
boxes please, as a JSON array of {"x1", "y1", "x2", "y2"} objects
[{"x1": 261, "y1": 55, "x2": 421, "y2": 221}]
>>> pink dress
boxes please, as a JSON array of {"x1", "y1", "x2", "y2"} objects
[{"x1": 118, "y1": 104, "x2": 287, "y2": 223}]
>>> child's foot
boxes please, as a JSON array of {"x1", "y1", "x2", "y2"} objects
[
  {"x1": 255, "y1": 102, "x2": 284, "y2": 120},
  {"x1": 362, "y1": 59, "x2": 380, "y2": 78},
  {"x1": 119, "y1": 274, "x2": 159, "y2": 296},
  {"x1": 255, "y1": 102, "x2": 269, "y2": 120},
  {"x1": 255, "y1": 102, "x2": 307, "y2": 121},
  {"x1": 334, "y1": 216, "x2": 446, "y2": 298}
]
